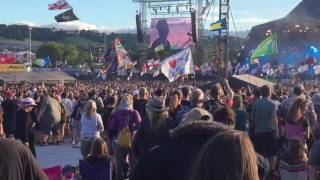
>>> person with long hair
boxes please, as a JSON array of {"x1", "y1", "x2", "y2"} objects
[
  {"x1": 80, "y1": 100, "x2": 104, "y2": 159},
  {"x1": 278, "y1": 138, "x2": 308, "y2": 180},
  {"x1": 80, "y1": 137, "x2": 112, "y2": 180},
  {"x1": 283, "y1": 97, "x2": 309, "y2": 143},
  {"x1": 190, "y1": 130, "x2": 259, "y2": 180},
  {"x1": 133, "y1": 96, "x2": 171, "y2": 159},
  {"x1": 233, "y1": 95, "x2": 249, "y2": 132},
  {"x1": 85, "y1": 137, "x2": 110, "y2": 166}
]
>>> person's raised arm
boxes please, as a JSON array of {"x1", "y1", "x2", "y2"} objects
[{"x1": 223, "y1": 79, "x2": 234, "y2": 99}]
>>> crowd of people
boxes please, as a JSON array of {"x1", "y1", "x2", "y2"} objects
[{"x1": 1, "y1": 79, "x2": 320, "y2": 180}]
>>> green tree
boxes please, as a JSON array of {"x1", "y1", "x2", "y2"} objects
[
  {"x1": 36, "y1": 42, "x2": 64, "y2": 66},
  {"x1": 78, "y1": 51, "x2": 92, "y2": 65},
  {"x1": 63, "y1": 45, "x2": 79, "y2": 65}
]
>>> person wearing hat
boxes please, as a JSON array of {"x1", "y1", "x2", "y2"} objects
[
  {"x1": 133, "y1": 96, "x2": 170, "y2": 159},
  {"x1": 109, "y1": 93, "x2": 141, "y2": 180},
  {"x1": 309, "y1": 140, "x2": 320, "y2": 180},
  {"x1": 1, "y1": 90, "x2": 18, "y2": 138},
  {"x1": 14, "y1": 97, "x2": 37, "y2": 157}
]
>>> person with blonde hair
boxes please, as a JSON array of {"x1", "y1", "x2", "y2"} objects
[
  {"x1": 190, "y1": 130, "x2": 259, "y2": 180},
  {"x1": 0, "y1": 105, "x2": 4, "y2": 138},
  {"x1": 80, "y1": 100, "x2": 104, "y2": 159}
]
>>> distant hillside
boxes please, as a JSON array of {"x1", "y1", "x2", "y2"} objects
[
  {"x1": 0, "y1": 24, "x2": 139, "y2": 52},
  {"x1": 0, "y1": 24, "x2": 244, "y2": 65}
]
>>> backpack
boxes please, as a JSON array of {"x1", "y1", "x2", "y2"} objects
[{"x1": 118, "y1": 115, "x2": 132, "y2": 149}]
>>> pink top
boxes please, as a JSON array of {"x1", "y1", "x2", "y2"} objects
[{"x1": 285, "y1": 122, "x2": 305, "y2": 142}]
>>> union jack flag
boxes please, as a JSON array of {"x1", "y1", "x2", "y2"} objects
[{"x1": 48, "y1": 0, "x2": 72, "y2": 10}]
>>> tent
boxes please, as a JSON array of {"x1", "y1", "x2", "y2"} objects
[
  {"x1": 229, "y1": 74, "x2": 274, "y2": 89},
  {"x1": 0, "y1": 72, "x2": 76, "y2": 84}
]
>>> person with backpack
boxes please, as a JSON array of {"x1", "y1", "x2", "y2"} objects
[{"x1": 109, "y1": 93, "x2": 141, "y2": 180}]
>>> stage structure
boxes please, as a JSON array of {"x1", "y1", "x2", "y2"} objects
[
  {"x1": 133, "y1": 0, "x2": 212, "y2": 60},
  {"x1": 241, "y1": 0, "x2": 320, "y2": 76}
]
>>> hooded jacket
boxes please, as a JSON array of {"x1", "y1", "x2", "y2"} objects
[
  {"x1": 109, "y1": 109, "x2": 141, "y2": 139},
  {"x1": 131, "y1": 121, "x2": 270, "y2": 180},
  {"x1": 131, "y1": 121, "x2": 228, "y2": 180}
]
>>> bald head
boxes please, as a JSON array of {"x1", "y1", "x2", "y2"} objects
[{"x1": 191, "y1": 88, "x2": 204, "y2": 106}]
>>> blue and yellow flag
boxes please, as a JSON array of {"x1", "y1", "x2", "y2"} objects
[{"x1": 208, "y1": 18, "x2": 226, "y2": 31}]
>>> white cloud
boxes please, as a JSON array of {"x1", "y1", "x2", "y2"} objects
[
  {"x1": 13, "y1": 21, "x2": 136, "y2": 34},
  {"x1": 235, "y1": 17, "x2": 269, "y2": 23}
]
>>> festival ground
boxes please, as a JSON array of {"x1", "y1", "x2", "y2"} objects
[{"x1": 36, "y1": 139, "x2": 80, "y2": 168}]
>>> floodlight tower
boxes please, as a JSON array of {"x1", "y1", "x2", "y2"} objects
[
  {"x1": 139, "y1": 0, "x2": 148, "y2": 32},
  {"x1": 218, "y1": 0, "x2": 229, "y2": 77}
]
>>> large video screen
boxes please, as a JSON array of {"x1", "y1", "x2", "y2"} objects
[{"x1": 150, "y1": 17, "x2": 192, "y2": 50}]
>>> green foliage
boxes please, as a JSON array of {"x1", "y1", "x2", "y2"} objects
[
  {"x1": 63, "y1": 45, "x2": 79, "y2": 65},
  {"x1": 36, "y1": 42, "x2": 64, "y2": 66}
]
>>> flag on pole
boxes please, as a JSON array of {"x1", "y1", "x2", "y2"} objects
[
  {"x1": 140, "y1": 59, "x2": 161, "y2": 75},
  {"x1": 250, "y1": 34, "x2": 278, "y2": 62},
  {"x1": 314, "y1": 65, "x2": 320, "y2": 75},
  {"x1": 262, "y1": 63, "x2": 271, "y2": 74},
  {"x1": 298, "y1": 65, "x2": 309, "y2": 73},
  {"x1": 55, "y1": 9, "x2": 79, "y2": 22},
  {"x1": 161, "y1": 47, "x2": 194, "y2": 82},
  {"x1": 48, "y1": 0, "x2": 72, "y2": 10},
  {"x1": 208, "y1": 18, "x2": 226, "y2": 31},
  {"x1": 33, "y1": 56, "x2": 51, "y2": 67},
  {"x1": 114, "y1": 38, "x2": 132, "y2": 75}
]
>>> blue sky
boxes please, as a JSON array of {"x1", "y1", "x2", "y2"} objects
[{"x1": 0, "y1": 0, "x2": 301, "y2": 31}]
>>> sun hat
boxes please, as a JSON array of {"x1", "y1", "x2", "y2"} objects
[
  {"x1": 175, "y1": 107, "x2": 213, "y2": 129},
  {"x1": 146, "y1": 96, "x2": 166, "y2": 112},
  {"x1": 21, "y1": 97, "x2": 37, "y2": 107},
  {"x1": 170, "y1": 107, "x2": 215, "y2": 135}
]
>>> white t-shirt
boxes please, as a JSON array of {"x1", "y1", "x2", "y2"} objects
[{"x1": 80, "y1": 113, "x2": 104, "y2": 139}]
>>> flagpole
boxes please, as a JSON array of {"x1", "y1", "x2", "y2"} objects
[{"x1": 28, "y1": 26, "x2": 32, "y2": 65}]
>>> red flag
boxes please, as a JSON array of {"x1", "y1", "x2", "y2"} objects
[{"x1": 48, "y1": 0, "x2": 72, "y2": 10}]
